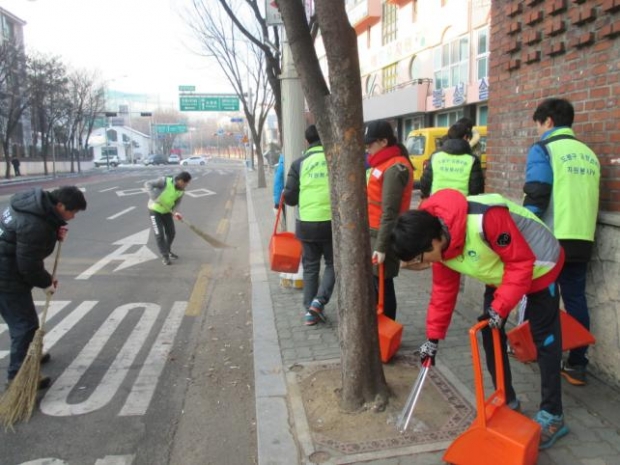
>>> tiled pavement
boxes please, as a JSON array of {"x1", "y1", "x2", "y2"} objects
[{"x1": 246, "y1": 170, "x2": 620, "y2": 465}]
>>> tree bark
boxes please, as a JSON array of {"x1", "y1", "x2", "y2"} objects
[{"x1": 277, "y1": 0, "x2": 388, "y2": 412}]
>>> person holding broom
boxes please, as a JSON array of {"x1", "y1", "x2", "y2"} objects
[
  {"x1": 0, "y1": 186, "x2": 87, "y2": 390},
  {"x1": 145, "y1": 171, "x2": 192, "y2": 265}
]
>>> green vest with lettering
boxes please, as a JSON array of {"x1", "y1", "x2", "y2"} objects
[
  {"x1": 299, "y1": 146, "x2": 331, "y2": 222},
  {"x1": 430, "y1": 151, "x2": 475, "y2": 195},
  {"x1": 150, "y1": 177, "x2": 183, "y2": 214},
  {"x1": 539, "y1": 128, "x2": 600, "y2": 241},
  {"x1": 443, "y1": 194, "x2": 560, "y2": 286}
]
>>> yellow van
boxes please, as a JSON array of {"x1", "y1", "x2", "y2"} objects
[{"x1": 404, "y1": 126, "x2": 487, "y2": 185}]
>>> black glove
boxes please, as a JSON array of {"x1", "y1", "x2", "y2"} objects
[
  {"x1": 419, "y1": 339, "x2": 439, "y2": 366},
  {"x1": 479, "y1": 307, "x2": 506, "y2": 330}
]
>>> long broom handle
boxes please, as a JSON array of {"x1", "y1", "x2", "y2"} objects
[{"x1": 39, "y1": 241, "x2": 63, "y2": 331}]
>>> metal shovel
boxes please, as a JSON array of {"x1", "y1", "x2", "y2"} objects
[{"x1": 396, "y1": 357, "x2": 432, "y2": 433}]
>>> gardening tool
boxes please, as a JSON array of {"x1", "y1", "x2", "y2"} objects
[
  {"x1": 179, "y1": 217, "x2": 234, "y2": 249},
  {"x1": 0, "y1": 241, "x2": 62, "y2": 430},
  {"x1": 396, "y1": 357, "x2": 432, "y2": 433},
  {"x1": 376, "y1": 263, "x2": 403, "y2": 363},
  {"x1": 443, "y1": 320, "x2": 540, "y2": 465},
  {"x1": 507, "y1": 309, "x2": 596, "y2": 364},
  {"x1": 268, "y1": 196, "x2": 302, "y2": 273}
]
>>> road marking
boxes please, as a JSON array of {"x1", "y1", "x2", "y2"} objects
[
  {"x1": 99, "y1": 187, "x2": 118, "y2": 192},
  {"x1": 120, "y1": 301, "x2": 187, "y2": 416},
  {"x1": 41, "y1": 303, "x2": 161, "y2": 416},
  {"x1": 76, "y1": 230, "x2": 157, "y2": 280},
  {"x1": 186, "y1": 264, "x2": 211, "y2": 316},
  {"x1": 116, "y1": 188, "x2": 146, "y2": 197},
  {"x1": 216, "y1": 218, "x2": 229, "y2": 236},
  {"x1": 107, "y1": 207, "x2": 136, "y2": 220},
  {"x1": 42, "y1": 301, "x2": 98, "y2": 351},
  {"x1": 185, "y1": 188, "x2": 216, "y2": 198},
  {"x1": 225, "y1": 199, "x2": 232, "y2": 211},
  {"x1": 19, "y1": 455, "x2": 135, "y2": 465}
]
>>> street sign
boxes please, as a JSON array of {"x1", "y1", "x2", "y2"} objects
[
  {"x1": 178, "y1": 85, "x2": 196, "y2": 92},
  {"x1": 230, "y1": 117, "x2": 244, "y2": 123},
  {"x1": 179, "y1": 94, "x2": 240, "y2": 112},
  {"x1": 153, "y1": 124, "x2": 188, "y2": 134}
]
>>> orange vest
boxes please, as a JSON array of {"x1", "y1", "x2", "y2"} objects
[{"x1": 367, "y1": 156, "x2": 413, "y2": 229}]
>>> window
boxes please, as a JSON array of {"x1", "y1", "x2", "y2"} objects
[
  {"x1": 365, "y1": 74, "x2": 377, "y2": 96},
  {"x1": 435, "y1": 110, "x2": 464, "y2": 127},
  {"x1": 478, "y1": 105, "x2": 488, "y2": 126},
  {"x1": 382, "y1": 63, "x2": 397, "y2": 93},
  {"x1": 476, "y1": 28, "x2": 489, "y2": 80},
  {"x1": 408, "y1": 56, "x2": 421, "y2": 81},
  {"x1": 433, "y1": 36, "x2": 469, "y2": 90},
  {"x1": 381, "y1": 1, "x2": 397, "y2": 45},
  {"x1": 2, "y1": 16, "x2": 15, "y2": 42}
]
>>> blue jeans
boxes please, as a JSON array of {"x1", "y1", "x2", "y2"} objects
[
  {"x1": 0, "y1": 292, "x2": 39, "y2": 380},
  {"x1": 301, "y1": 240, "x2": 335, "y2": 309},
  {"x1": 558, "y1": 261, "x2": 590, "y2": 366}
]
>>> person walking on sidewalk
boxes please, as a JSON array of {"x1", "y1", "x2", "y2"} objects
[
  {"x1": 365, "y1": 120, "x2": 413, "y2": 321},
  {"x1": 419, "y1": 121, "x2": 484, "y2": 199},
  {"x1": 145, "y1": 171, "x2": 192, "y2": 265},
  {"x1": 392, "y1": 189, "x2": 568, "y2": 450},
  {"x1": 282, "y1": 125, "x2": 335, "y2": 325},
  {"x1": 0, "y1": 186, "x2": 87, "y2": 389},
  {"x1": 523, "y1": 97, "x2": 600, "y2": 386}
]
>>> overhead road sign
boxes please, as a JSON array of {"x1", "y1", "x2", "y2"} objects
[
  {"x1": 179, "y1": 93, "x2": 240, "y2": 112},
  {"x1": 154, "y1": 124, "x2": 188, "y2": 134},
  {"x1": 179, "y1": 85, "x2": 196, "y2": 92}
]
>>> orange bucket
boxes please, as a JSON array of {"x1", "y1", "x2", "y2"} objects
[
  {"x1": 507, "y1": 310, "x2": 596, "y2": 364},
  {"x1": 269, "y1": 198, "x2": 302, "y2": 273},
  {"x1": 443, "y1": 321, "x2": 540, "y2": 465},
  {"x1": 376, "y1": 263, "x2": 403, "y2": 363}
]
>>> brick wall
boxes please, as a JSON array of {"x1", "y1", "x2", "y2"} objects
[{"x1": 488, "y1": 0, "x2": 620, "y2": 212}]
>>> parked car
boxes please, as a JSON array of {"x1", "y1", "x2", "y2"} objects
[
  {"x1": 168, "y1": 154, "x2": 181, "y2": 164},
  {"x1": 144, "y1": 154, "x2": 168, "y2": 166},
  {"x1": 180, "y1": 155, "x2": 207, "y2": 166},
  {"x1": 94, "y1": 154, "x2": 120, "y2": 168}
]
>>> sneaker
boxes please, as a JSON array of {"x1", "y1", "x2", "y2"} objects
[
  {"x1": 169, "y1": 252, "x2": 179, "y2": 260},
  {"x1": 304, "y1": 311, "x2": 319, "y2": 326},
  {"x1": 561, "y1": 361, "x2": 587, "y2": 386},
  {"x1": 308, "y1": 299, "x2": 327, "y2": 323},
  {"x1": 162, "y1": 255, "x2": 171, "y2": 266},
  {"x1": 40, "y1": 352, "x2": 51, "y2": 364},
  {"x1": 534, "y1": 410, "x2": 569, "y2": 450},
  {"x1": 38, "y1": 376, "x2": 52, "y2": 390}
]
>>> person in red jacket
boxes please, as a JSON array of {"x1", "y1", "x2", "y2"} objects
[{"x1": 391, "y1": 189, "x2": 568, "y2": 450}]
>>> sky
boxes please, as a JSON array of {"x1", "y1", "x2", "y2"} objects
[{"x1": 1, "y1": 0, "x2": 234, "y2": 109}]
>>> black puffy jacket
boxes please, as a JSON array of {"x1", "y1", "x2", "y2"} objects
[{"x1": 0, "y1": 188, "x2": 66, "y2": 293}]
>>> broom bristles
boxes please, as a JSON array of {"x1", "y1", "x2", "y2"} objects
[{"x1": 0, "y1": 329, "x2": 44, "y2": 431}]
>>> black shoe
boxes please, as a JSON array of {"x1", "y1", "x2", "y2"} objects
[
  {"x1": 162, "y1": 256, "x2": 171, "y2": 265},
  {"x1": 169, "y1": 252, "x2": 179, "y2": 260},
  {"x1": 561, "y1": 361, "x2": 587, "y2": 386},
  {"x1": 38, "y1": 376, "x2": 52, "y2": 390},
  {"x1": 40, "y1": 352, "x2": 51, "y2": 364}
]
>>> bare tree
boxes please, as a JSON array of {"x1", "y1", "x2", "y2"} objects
[
  {"x1": 152, "y1": 108, "x2": 189, "y2": 156},
  {"x1": 276, "y1": 1, "x2": 388, "y2": 412},
  {"x1": 0, "y1": 41, "x2": 29, "y2": 178},
  {"x1": 183, "y1": 0, "x2": 276, "y2": 188}
]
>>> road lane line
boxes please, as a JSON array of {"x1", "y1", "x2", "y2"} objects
[
  {"x1": 216, "y1": 218, "x2": 229, "y2": 236},
  {"x1": 41, "y1": 303, "x2": 160, "y2": 416},
  {"x1": 120, "y1": 301, "x2": 187, "y2": 416},
  {"x1": 99, "y1": 186, "x2": 118, "y2": 192},
  {"x1": 41, "y1": 301, "x2": 98, "y2": 352},
  {"x1": 107, "y1": 207, "x2": 136, "y2": 220},
  {"x1": 94, "y1": 455, "x2": 135, "y2": 465},
  {"x1": 185, "y1": 264, "x2": 211, "y2": 316}
]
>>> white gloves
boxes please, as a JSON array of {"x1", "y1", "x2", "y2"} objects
[{"x1": 372, "y1": 251, "x2": 386, "y2": 264}]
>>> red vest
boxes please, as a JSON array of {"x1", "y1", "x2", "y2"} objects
[{"x1": 367, "y1": 156, "x2": 413, "y2": 229}]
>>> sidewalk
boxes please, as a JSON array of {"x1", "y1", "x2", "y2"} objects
[{"x1": 245, "y1": 172, "x2": 620, "y2": 465}]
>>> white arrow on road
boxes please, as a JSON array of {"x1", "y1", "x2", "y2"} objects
[{"x1": 76, "y1": 229, "x2": 158, "y2": 280}]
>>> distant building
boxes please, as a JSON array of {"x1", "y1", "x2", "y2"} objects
[{"x1": 88, "y1": 126, "x2": 151, "y2": 164}]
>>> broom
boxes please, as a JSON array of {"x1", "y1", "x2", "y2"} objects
[{"x1": 0, "y1": 241, "x2": 62, "y2": 430}]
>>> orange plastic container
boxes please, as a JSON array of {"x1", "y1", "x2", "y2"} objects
[
  {"x1": 269, "y1": 198, "x2": 302, "y2": 273},
  {"x1": 507, "y1": 310, "x2": 596, "y2": 364},
  {"x1": 377, "y1": 263, "x2": 403, "y2": 363},
  {"x1": 443, "y1": 321, "x2": 540, "y2": 465}
]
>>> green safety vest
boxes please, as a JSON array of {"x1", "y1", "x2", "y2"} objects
[
  {"x1": 444, "y1": 194, "x2": 561, "y2": 286},
  {"x1": 430, "y1": 151, "x2": 475, "y2": 195},
  {"x1": 538, "y1": 129, "x2": 600, "y2": 241},
  {"x1": 149, "y1": 177, "x2": 184, "y2": 214},
  {"x1": 299, "y1": 146, "x2": 331, "y2": 222}
]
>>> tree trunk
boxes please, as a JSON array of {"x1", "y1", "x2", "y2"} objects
[{"x1": 277, "y1": 0, "x2": 388, "y2": 412}]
